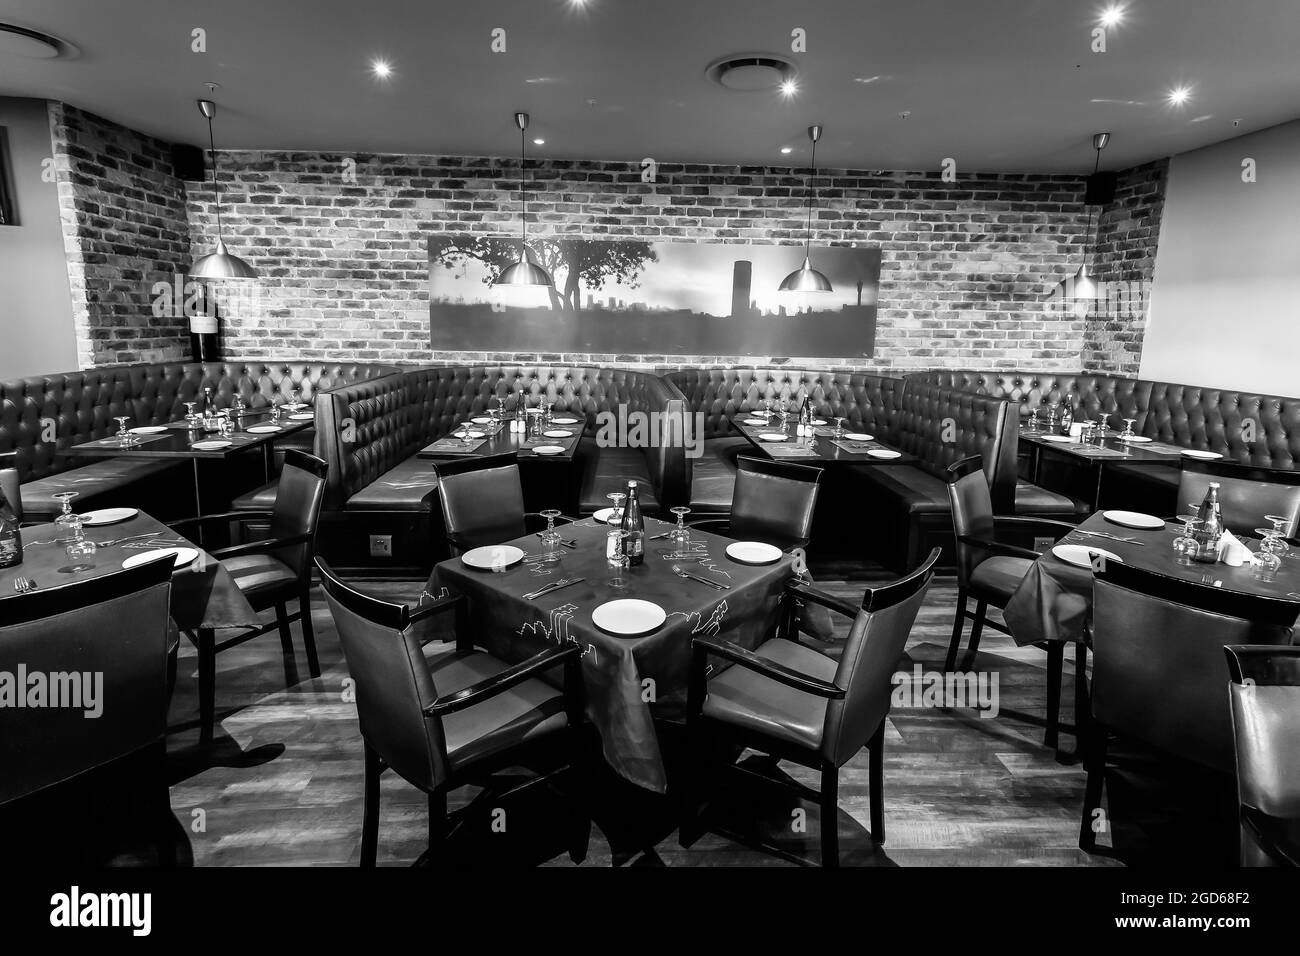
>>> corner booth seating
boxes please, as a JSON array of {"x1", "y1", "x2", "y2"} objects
[
  {"x1": 908, "y1": 370, "x2": 1300, "y2": 515},
  {"x1": 0, "y1": 361, "x2": 396, "y2": 521}
]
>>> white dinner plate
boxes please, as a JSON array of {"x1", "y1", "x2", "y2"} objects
[
  {"x1": 1120, "y1": 435, "x2": 1152, "y2": 443},
  {"x1": 726, "y1": 541, "x2": 782, "y2": 565},
  {"x1": 282, "y1": 402, "x2": 308, "y2": 410},
  {"x1": 246, "y1": 424, "x2": 281, "y2": 434},
  {"x1": 289, "y1": 413, "x2": 314, "y2": 421},
  {"x1": 471, "y1": 417, "x2": 493, "y2": 425},
  {"x1": 1181, "y1": 449, "x2": 1223, "y2": 460},
  {"x1": 532, "y1": 445, "x2": 565, "y2": 456},
  {"x1": 844, "y1": 433, "x2": 873, "y2": 441},
  {"x1": 592, "y1": 507, "x2": 617, "y2": 524},
  {"x1": 810, "y1": 418, "x2": 827, "y2": 426},
  {"x1": 744, "y1": 418, "x2": 769, "y2": 426},
  {"x1": 78, "y1": 507, "x2": 138, "y2": 527},
  {"x1": 129, "y1": 426, "x2": 167, "y2": 435},
  {"x1": 1102, "y1": 510, "x2": 1165, "y2": 530},
  {"x1": 543, "y1": 430, "x2": 574, "y2": 438},
  {"x1": 1037, "y1": 434, "x2": 1075, "y2": 443},
  {"x1": 460, "y1": 545, "x2": 524, "y2": 571},
  {"x1": 191, "y1": 439, "x2": 232, "y2": 451},
  {"x1": 122, "y1": 547, "x2": 199, "y2": 570},
  {"x1": 592, "y1": 599, "x2": 667, "y2": 637},
  {"x1": 1051, "y1": 544, "x2": 1123, "y2": 569},
  {"x1": 868, "y1": 449, "x2": 902, "y2": 459},
  {"x1": 454, "y1": 429, "x2": 487, "y2": 439},
  {"x1": 758, "y1": 433, "x2": 787, "y2": 442},
  {"x1": 551, "y1": 417, "x2": 580, "y2": 425}
]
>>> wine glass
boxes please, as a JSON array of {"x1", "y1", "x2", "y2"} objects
[
  {"x1": 606, "y1": 492, "x2": 626, "y2": 526},
  {"x1": 1264, "y1": 515, "x2": 1292, "y2": 555},
  {"x1": 669, "y1": 506, "x2": 691, "y2": 544},
  {"x1": 606, "y1": 531, "x2": 630, "y2": 588},
  {"x1": 759, "y1": 399, "x2": 772, "y2": 421},
  {"x1": 233, "y1": 395, "x2": 247, "y2": 418},
  {"x1": 539, "y1": 509, "x2": 563, "y2": 548},
  {"x1": 1078, "y1": 421, "x2": 1095, "y2": 446},
  {"x1": 53, "y1": 491, "x2": 80, "y2": 538},
  {"x1": 114, "y1": 416, "x2": 136, "y2": 446},
  {"x1": 184, "y1": 401, "x2": 198, "y2": 427},
  {"x1": 1119, "y1": 418, "x2": 1137, "y2": 441},
  {"x1": 1172, "y1": 515, "x2": 1203, "y2": 565},
  {"x1": 65, "y1": 518, "x2": 97, "y2": 567},
  {"x1": 833, "y1": 416, "x2": 846, "y2": 439},
  {"x1": 1252, "y1": 529, "x2": 1284, "y2": 580},
  {"x1": 286, "y1": 387, "x2": 302, "y2": 410}
]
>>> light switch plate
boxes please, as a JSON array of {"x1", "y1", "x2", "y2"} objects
[
  {"x1": 1033, "y1": 536, "x2": 1054, "y2": 553},
  {"x1": 369, "y1": 534, "x2": 393, "y2": 558}
]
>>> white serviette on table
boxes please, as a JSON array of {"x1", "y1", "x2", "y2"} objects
[{"x1": 1216, "y1": 530, "x2": 1256, "y2": 567}]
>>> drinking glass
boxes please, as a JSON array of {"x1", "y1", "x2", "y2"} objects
[
  {"x1": 114, "y1": 416, "x2": 136, "y2": 446},
  {"x1": 65, "y1": 520, "x2": 97, "y2": 566},
  {"x1": 233, "y1": 395, "x2": 247, "y2": 418},
  {"x1": 1078, "y1": 421, "x2": 1095, "y2": 446},
  {"x1": 606, "y1": 531, "x2": 630, "y2": 589},
  {"x1": 833, "y1": 416, "x2": 846, "y2": 439},
  {"x1": 759, "y1": 399, "x2": 772, "y2": 421},
  {"x1": 1264, "y1": 515, "x2": 1292, "y2": 555},
  {"x1": 669, "y1": 506, "x2": 691, "y2": 544},
  {"x1": 184, "y1": 401, "x2": 198, "y2": 427},
  {"x1": 1119, "y1": 418, "x2": 1137, "y2": 441},
  {"x1": 1252, "y1": 530, "x2": 1284, "y2": 580},
  {"x1": 539, "y1": 509, "x2": 563, "y2": 548},
  {"x1": 53, "y1": 491, "x2": 80, "y2": 538},
  {"x1": 287, "y1": 387, "x2": 303, "y2": 409},
  {"x1": 606, "y1": 492, "x2": 626, "y2": 526},
  {"x1": 1172, "y1": 515, "x2": 1202, "y2": 565}
]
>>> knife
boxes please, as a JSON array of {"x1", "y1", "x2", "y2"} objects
[{"x1": 523, "y1": 577, "x2": 586, "y2": 600}]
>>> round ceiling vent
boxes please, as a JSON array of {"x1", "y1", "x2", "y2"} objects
[
  {"x1": 0, "y1": 22, "x2": 72, "y2": 59},
  {"x1": 706, "y1": 53, "x2": 797, "y2": 92}
]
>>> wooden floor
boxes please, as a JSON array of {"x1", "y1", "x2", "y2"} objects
[{"x1": 13, "y1": 570, "x2": 1240, "y2": 867}]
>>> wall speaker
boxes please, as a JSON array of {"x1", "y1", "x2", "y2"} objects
[
  {"x1": 1084, "y1": 171, "x2": 1117, "y2": 205},
  {"x1": 171, "y1": 143, "x2": 206, "y2": 181}
]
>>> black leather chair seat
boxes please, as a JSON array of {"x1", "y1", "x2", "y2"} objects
[
  {"x1": 854, "y1": 465, "x2": 950, "y2": 514},
  {"x1": 223, "y1": 553, "x2": 298, "y2": 598},
  {"x1": 701, "y1": 637, "x2": 836, "y2": 751},
  {"x1": 231, "y1": 479, "x2": 279, "y2": 511},
  {"x1": 579, "y1": 443, "x2": 661, "y2": 514},
  {"x1": 1015, "y1": 479, "x2": 1089, "y2": 516},
  {"x1": 20, "y1": 459, "x2": 185, "y2": 520},
  {"x1": 423, "y1": 643, "x2": 568, "y2": 768},
  {"x1": 969, "y1": 554, "x2": 1036, "y2": 603},
  {"x1": 688, "y1": 437, "x2": 750, "y2": 513},
  {"x1": 345, "y1": 458, "x2": 441, "y2": 512}
]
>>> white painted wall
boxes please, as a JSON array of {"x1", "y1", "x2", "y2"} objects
[{"x1": 1142, "y1": 119, "x2": 1300, "y2": 395}]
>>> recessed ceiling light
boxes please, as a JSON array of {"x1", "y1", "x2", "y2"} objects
[
  {"x1": 1168, "y1": 85, "x2": 1191, "y2": 106},
  {"x1": 780, "y1": 146, "x2": 793, "y2": 154},
  {"x1": 533, "y1": 138, "x2": 545, "y2": 145},
  {"x1": 854, "y1": 75, "x2": 883, "y2": 84},
  {"x1": 780, "y1": 79, "x2": 798, "y2": 97},
  {"x1": 370, "y1": 58, "x2": 392, "y2": 79},
  {"x1": 1100, "y1": 5, "x2": 1124, "y2": 27}
]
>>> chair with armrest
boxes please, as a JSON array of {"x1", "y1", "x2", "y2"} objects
[
  {"x1": 1177, "y1": 459, "x2": 1300, "y2": 537},
  {"x1": 945, "y1": 455, "x2": 1078, "y2": 749},
  {"x1": 433, "y1": 453, "x2": 574, "y2": 556},
  {"x1": 689, "y1": 455, "x2": 823, "y2": 552},
  {"x1": 1079, "y1": 563, "x2": 1298, "y2": 854},
  {"x1": 314, "y1": 557, "x2": 588, "y2": 866},
  {"x1": 167, "y1": 449, "x2": 328, "y2": 747},
  {"x1": 1225, "y1": 644, "x2": 1300, "y2": 867},
  {"x1": 682, "y1": 546, "x2": 941, "y2": 866},
  {"x1": 0, "y1": 556, "x2": 174, "y2": 811}
]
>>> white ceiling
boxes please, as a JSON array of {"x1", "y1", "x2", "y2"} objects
[{"x1": 1, "y1": 0, "x2": 1298, "y2": 172}]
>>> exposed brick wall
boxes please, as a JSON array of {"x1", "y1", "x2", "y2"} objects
[
  {"x1": 48, "y1": 103, "x2": 193, "y2": 367},
  {"x1": 1082, "y1": 159, "x2": 1168, "y2": 376},
  {"x1": 184, "y1": 151, "x2": 1162, "y2": 373}
]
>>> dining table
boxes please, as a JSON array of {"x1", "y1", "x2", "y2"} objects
[
  {"x1": 416, "y1": 413, "x2": 584, "y2": 462},
  {"x1": 729, "y1": 414, "x2": 917, "y2": 466},
  {"x1": 1003, "y1": 509, "x2": 1300, "y2": 647},
  {"x1": 1018, "y1": 425, "x2": 1192, "y2": 510},
  {"x1": 425, "y1": 515, "x2": 796, "y2": 793}
]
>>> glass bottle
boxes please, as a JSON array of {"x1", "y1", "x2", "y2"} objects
[
  {"x1": 1059, "y1": 401, "x2": 1074, "y2": 437},
  {"x1": 621, "y1": 480, "x2": 645, "y2": 567},
  {"x1": 0, "y1": 484, "x2": 23, "y2": 569},
  {"x1": 514, "y1": 389, "x2": 527, "y2": 433},
  {"x1": 1193, "y1": 482, "x2": 1224, "y2": 563},
  {"x1": 799, "y1": 388, "x2": 812, "y2": 436}
]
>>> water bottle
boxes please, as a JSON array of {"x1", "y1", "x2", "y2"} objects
[
  {"x1": 1193, "y1": 482, "x2": 1224, "y2": 563},
  {"x1": 621, "y1": 480, "x2": 645, "y2": 567},
  {"x1": 514, "y1": 389, "x2": 526, "y2": 433}
]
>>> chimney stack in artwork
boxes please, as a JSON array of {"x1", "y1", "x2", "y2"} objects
[{"x1": 730, "y1": 260, "x2": 752, "y2": 317}]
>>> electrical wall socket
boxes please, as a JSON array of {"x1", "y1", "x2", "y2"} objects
[
  {"x1": 1033, "y1": 536, "x2": 1054, "y2": 553},
  {"x1": 369, "y1": 534, "x2": 393, "y2": 558}
]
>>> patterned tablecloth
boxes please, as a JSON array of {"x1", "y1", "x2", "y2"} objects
[{"x1": 427, "y1": 516, "x2": 795, "y2": 792}]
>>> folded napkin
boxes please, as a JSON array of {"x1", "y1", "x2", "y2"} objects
[{"x1": 1217, "y1": 530, "x2": 1255, "y2": 567}]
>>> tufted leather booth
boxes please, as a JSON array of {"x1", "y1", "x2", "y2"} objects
[{"x1": 0, "y1": 361, "x2": 396, "y2": 520}]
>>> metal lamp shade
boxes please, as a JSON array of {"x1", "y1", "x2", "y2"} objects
[
  {"x1": 1070, "y1": 264, "x2": 1097, "y2": 301},
  {"x1": 189, "y1": 239, "x2": 257, "y2": 280},
  {"x1": 497, "y1": 252, "x2": 554, "y2": 288},
  {"x1": 778, "y1": 256, "x2": 833, "y2": 293}
]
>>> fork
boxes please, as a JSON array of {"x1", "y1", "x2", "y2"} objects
[
  {"x1": 523, "y1": 577, "x2": 584, "y2": 601},
  {"x1": 671, "y1": 564, "x2": 729, "y2": 590},
  {"x1": 1071, "y1": 529, "x2": 1145, "y2": 546},
  {"x1": 13, "y1": 577, "x2": 37, "y2": 594}
]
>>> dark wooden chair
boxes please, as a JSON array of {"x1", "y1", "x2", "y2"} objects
[
  {"x1": 1225, "y1": 644, "x2": 1300, "y2": 866},
  {"x1": 681, "y1": 546, "x2": 941, "y2": 866},
  {"x1": 945, "y1": 455, "x2": 1077, "y2": 749},
  {"x1": 689, "y1": 455, "x2": 823, "y2": 552},
  {"x1": 1177, "y1": 459, "x2": 1300, "y2": 537},
  {"x1": 315, "y1": 557, "x2": 589, "y2": 866},
  {"x1": 1080, "y1": 563, "x2": 1298, "y2": 854},
  {"x1": 433, "y1": 453, "x2": 574, "y2": 555},
  {"x1": 168, "y1": 449, "x2": 328, "y2": 747}
]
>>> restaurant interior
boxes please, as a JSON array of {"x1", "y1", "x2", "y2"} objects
[{"x1": 2, "y1": 0, "x2": 1300, "y2": 880}]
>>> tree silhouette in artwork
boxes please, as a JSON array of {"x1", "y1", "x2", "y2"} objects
[{"x1": 429, "y1": 234, "x2": 656, "y2": 311}]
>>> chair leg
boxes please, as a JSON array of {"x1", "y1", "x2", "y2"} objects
[
  {"x1": 197, "y1": 628, "x2": 215, "y2": 749},
  {"x1": 361, "y1": 742, "x2": 382, "y2": 867},
  {"x1": 274, "y1": 601, "x2": 299, "y2": 687},
  {"x1": 300, "y1": 586, "x2": 321, "y2": 679},
  {"x1": 1045, "y1": 641, "x2": 1064, "y2": 751},
  {"x1": 1074, "y1": 641, "x2": 1090, "y2": 742},
  {"x1": 964, "y1": 600, "x2": 988, "y2": 666},
  {"x1": 1078, "y1": 726, "x2": 1109, "y2": 852},
  {"x1": 869, "y1": 722, "x2": 886, "y2": 845},
  {"x1": 427, "y1": 790, "x2": 447, "y2": 856},
  {"x1": 820, "y1": 764, "x2": 840, "y2": 868},
  {"x1": 944, "y1": 588, "x2": 967, "y2": 672}
]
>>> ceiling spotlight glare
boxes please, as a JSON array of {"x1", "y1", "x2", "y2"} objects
[
  {"x1": 533, "y1": 138, "x2": 545, "y2": 145},
  {"x1": 1100, "y1": 5, "x2": 1124, "y2": 27},
  {"x1": 780, "y1": 146, "x2": 793, "y2": 154},
  {"x1": 370, "y1": 58, "x2": 392, "y2": 79},
  {"x1": 1168, "y1": 85, "x2": 1191, "y2": 106},
  {"x1": 780, "y1": 79, "x2": 798, "y2": 97}
]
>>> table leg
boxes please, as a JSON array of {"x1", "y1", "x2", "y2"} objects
[
  {"x1": 192, "y1": 459, "x2": 203, "y2": 518},
  {"x1": 1032, "y1": 444, "x2": 1043, "y2": 484},
  {"x1": 198, "y1": 627, "x2": 215, "y2": 749},
  {"x1": 263, "y1": 441, "x2": 274, "y2": 484},
  {"x1": 1092, "y1": 464, "x2": 1105, "y2": 513}
]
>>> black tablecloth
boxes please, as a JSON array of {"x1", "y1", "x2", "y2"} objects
[{"x1": 428, "y1": 517, "x2": 795, "y2": 792}]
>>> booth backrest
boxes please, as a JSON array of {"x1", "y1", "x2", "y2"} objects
[
  {"x1": 907, "y1": 369, "x2": 1148, "y2": 427},
  {"x1": 315, "y1": 372, "x2": 415, "y2": 508}
]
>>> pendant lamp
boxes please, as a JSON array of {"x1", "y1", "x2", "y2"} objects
[
  {"x1": 189, "y1": 98, "x2": 257, "y2": 280},
  {"x1": 494, "y1": 112, "x2": 554, "y2": 288},
  {"x1": 779, "y1": 124, "x2": 832, "y2": 293}
]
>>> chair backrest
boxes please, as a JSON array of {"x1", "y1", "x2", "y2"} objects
[
  {"x1": 1092, "y1": 562, "x2": 1297, "y2": 773},
  {"x1": 315, "y1": 558, "x2": 449, "y2": 792},
  {"x1": 270, "y1": 450, "x2": 328, "y2": 579},
  {"x1": 434, "y1": 453, "x2": 527, "y2": 554},
  {"x1": 0, "y1": 556, "x2": 174, "y2": 806},
  {"x1": 729, "y1": 456, "x2": 823, "y2": 551},
  {"x1": 822, "y1": 547, "x2": 941, "y2": 766},
  {"x1": 0, "y1": 467, "x2": 21, "y2": 523},
  {"x1": 946, "y1": 456, "x2": 996, "y2": 588},
  {"x1": 1225, "y1": 646, "x2": 1300, "y2": 833},
  {"x1": 1178, "y1": 459, "x2": 1300, "y2": 537}
]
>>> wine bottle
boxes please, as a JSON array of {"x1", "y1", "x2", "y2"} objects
[
  {"x1": 1194, "y1": 482, "x2": 1224, "y2": 563},
  {"x1": 1059, "y1": 402, "x2": 1075, "y2": 436},
  {"x1": 0, "y1": 485, "x2": 22, "y2": 570},
  {"x1": 514, "y1": 389, "x2": 526, "y2": 433},
  {"x1": 621, "y1": 480, "x2": 645, "y2": 566},
  {"x1": 799, "y1": 389, "x2": 813, "y2": 436}
]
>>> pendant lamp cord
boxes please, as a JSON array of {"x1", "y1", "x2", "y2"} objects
[
  {"x1": 1083, "y1": 145, "x2": 1102, "y2": 271},
  {"x1": 520, "y1": 126, "x2": 528, "y2": 254},
  {"x1": 206, "y1": 112, "x2": 224, "y2": 241},
  {"x1": 804, "y1": 135, "x2": 817, "y2": 258}
]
